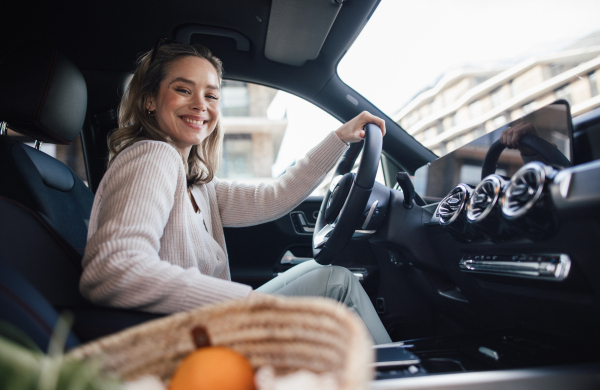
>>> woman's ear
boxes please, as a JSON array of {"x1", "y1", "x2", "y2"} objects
[{"x1": 146, "y1": 96, "x2": 156, "y2": 112}]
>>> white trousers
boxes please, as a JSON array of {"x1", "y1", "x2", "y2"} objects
[{"x1": 256, "y1": 260, "x2": 392, "y2": 344}]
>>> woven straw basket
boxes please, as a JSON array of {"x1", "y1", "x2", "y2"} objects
[{"x1": 68, "y1": 294, "x2": 375, "y2": 389}]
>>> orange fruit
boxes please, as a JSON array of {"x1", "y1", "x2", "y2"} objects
[{"x1": 169, "y1": 346, "x2": 256, "y2": 390}]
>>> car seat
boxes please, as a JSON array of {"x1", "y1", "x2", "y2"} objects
[{"x1": 0, "y1": 42, "x2": 161, "y2": 350}]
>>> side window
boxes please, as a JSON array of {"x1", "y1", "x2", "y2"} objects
[
  {"x1": 7, "y1": 129, "x2": 88, "y2": 186},
  {"x1": 218, "y1": 81, "x2": 342, "y2": 195},
  {"x1": 350, "y1": 156, "x2": 386, "y2": 187}
]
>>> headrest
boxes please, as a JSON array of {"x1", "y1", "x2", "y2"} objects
[{"x1": 0, "y1": 42, "x2": 87, "y2": 145}]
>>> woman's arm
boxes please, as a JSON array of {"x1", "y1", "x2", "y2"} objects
[
  {"x1": 216, "y1": 112, "x2": 385, "y2": 227},
  {"x1": 81, "y1": 141, "x2": 251, "y2": 314}
]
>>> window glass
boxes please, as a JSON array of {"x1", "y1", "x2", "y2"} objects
[
  {"x1": 218, "y1": 82, "x2": 342, "y2": 195},
  {"x1": 220, "y1": 80, "x2": 250, "y2": 117},
  {"x1": 338, "y1": 0, "x2": 600, "y2": 158}
]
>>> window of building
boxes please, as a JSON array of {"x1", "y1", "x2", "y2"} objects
[
  {"x1": 423, "y1": 127, "x2": 437, "y2": 141},
  {"x1": 554, "y1": 84, "x2": 572, "y2": 104},
  {"x1": 220, "y1": 80, "x2": 250, "y2": 117},
  {"x1": 491, "y1": 87, "x2": 503, "y2": 108},
  {"x1": 405, "y1": 111, "x2": 418, "y2": 128},
  {"x1": 469, "y1": 100, "x2": 482, "y2": 119},
  {"x1": 220, "y1": 134, "x2": 253, "y2": 178},
  {"x1": 492, "y1": 115, "x2": 507, "y2": 128},
  {"x1": 509, "y1": 79, "x2": 517, "y2": 97},
  {"x1": 428, "y1": 99, "x2": 437, "y2": 116},
  {"x1": 436, "y1": 120, "x2": 444, "y2": 135},
  {"x1": 521, "y1": 100, "x2": 538, "y2": 115},
  {"x1": 589, "y1": 71, "x2": 599, "y2": 97},
  {"x1": 548, "y1": 63, "x2": 565, "y2": 78}
]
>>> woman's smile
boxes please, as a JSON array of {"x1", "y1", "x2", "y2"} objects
[{"x1": 181, "y1": 116, "x2": 207, "y2": 127}]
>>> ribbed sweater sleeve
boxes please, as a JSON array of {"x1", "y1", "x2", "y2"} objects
[
  {"x1": 216, "y1": 131, "x2": 349, "y2": 227},
  {"x1": 80, "y1": 141, "x2": 252, "y2": 314}
]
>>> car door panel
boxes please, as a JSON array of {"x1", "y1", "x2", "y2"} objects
[{"x1": 225, "y1": 196, "x2": 322, "y2": 288}]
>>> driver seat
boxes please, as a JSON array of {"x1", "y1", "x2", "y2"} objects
[{"x1": 0, "y1": 42, "x2": 161, "y2": 350}]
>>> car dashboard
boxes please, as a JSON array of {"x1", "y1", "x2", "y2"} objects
[{"x1": 367, "y1": 102, "x2": 600, "y2": 387}]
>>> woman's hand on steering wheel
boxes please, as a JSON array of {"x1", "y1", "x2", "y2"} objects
[{"x1": 334, "y1": 111, "x2": 386, "y2": 144}]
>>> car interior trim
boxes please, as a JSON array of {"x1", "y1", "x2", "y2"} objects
[
  {"x1": 264, "y1": 0, "x2": 343, "y2": 66},
  {"x1": 458, "y1": 253, "x2": 571, "y2": 281},
  {"x1": 175, "y1": 25, "x2": 251, "y2": 51}
]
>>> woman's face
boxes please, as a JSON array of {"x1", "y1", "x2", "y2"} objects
[{"x1": 147, "y1": 56, "x2": 221, "y2": 158}]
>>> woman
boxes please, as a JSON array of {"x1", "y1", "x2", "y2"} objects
[{"x1": 81, "y1": 42, "x2": 391, "y2": 344}]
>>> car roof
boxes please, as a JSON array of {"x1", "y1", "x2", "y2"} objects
[
  {"x1": 3, "y1": 0, "x2": 373, "y2": 96},
  {"x1": 0, "y1": 0, "x2": 436, "y2": 173}
]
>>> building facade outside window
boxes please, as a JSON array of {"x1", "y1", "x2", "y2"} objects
[{"x1": 589, "y1": 71, "x2": 599, "y2": 97}]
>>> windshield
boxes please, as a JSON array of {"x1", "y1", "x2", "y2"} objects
[{"x1": 338, "y1": 0, "x2": 600, "y2": 158}]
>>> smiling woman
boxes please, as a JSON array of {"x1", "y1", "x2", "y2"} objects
[
  {"x1": 79, "y1": 40, "x2": 391, "y2": 344},
  {"x1": 109, "y1": 43, "x2": 225, "y2": 186}
]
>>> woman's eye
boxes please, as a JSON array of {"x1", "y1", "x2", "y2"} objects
[
  {"x1": 207, "y1": 95, "x2": 219, "y2": 100},
  {"x1": 176, "y1": 88, "x2": 190, "y2": 94}
]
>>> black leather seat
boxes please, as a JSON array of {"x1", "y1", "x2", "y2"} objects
[{"x1": 0, "y1": 42, "x2": 161, "y2": 350}]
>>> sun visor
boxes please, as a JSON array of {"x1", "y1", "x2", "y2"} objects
[{"x1": 265, "y1": 0, "x2": 343, "y2": 67}]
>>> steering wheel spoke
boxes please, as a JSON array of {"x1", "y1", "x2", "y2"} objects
[{"x1": 313, "y1": 223, "x2": 334, "y2": 249}]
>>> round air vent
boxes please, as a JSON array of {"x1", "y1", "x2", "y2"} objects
[
  {"x1": 467, "y1": 175, "x2": 504, "y2": 223},
  {"x1": 502, "y1": 162, "x2": 546, "y2": 219},
  {"x1": 438, "y1": 184, "x2": 470, "y2": 226}
]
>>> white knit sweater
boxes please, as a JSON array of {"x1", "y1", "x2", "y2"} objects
[{"x1": 80, "y1": 132, "x2": 348, "y2": 314}]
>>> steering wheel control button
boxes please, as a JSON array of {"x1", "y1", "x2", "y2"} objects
[{"x1": 459, "y1": 253, "x2": 571, "y2": 281}]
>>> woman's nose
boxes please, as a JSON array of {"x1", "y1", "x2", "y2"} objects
[{"x1": 190, "y1": 95, "x2": 206, "y2": 111}]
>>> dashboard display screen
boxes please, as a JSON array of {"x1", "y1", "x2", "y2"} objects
[{"x1": 413, "y1": 101, "x2": 572, "y2": 201}]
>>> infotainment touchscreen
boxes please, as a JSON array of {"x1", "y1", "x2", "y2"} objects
[{"x1": 413, "y1": 101, "x2": 572, "y2": 201}]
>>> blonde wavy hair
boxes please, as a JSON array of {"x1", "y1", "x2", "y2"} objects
[{"x1": 108, "y1": 42, "x2": 224, "y2": 187}]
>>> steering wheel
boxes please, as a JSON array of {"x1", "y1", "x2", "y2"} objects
[
  {"x1": 312, "y1": 123, "x2": 383, "y2": 265},
  {"x1": 481, "y1": 133, "x2": 571, "y2": 180}
]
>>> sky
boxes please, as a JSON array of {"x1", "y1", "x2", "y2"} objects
[
  {"x1": 338, "y1": 0, "x2": 600, "y2": 114},
  {"x1": 270, "y1": 0, "x2": 600, "y2": 177}
]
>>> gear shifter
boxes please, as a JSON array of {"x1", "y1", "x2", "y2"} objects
[{"x1": 396, "y1": 172, "x2": 415, "y2": 209}]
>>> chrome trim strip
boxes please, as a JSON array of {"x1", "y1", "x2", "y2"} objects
[
  {"x1": 313, "y1": 223, "x2": 334, "y2": 248},
  {"x1": 0, "y1": 121, "x2": 7, "y2": 136},
  {"x1": 459, "y1": 254, "x2": 571, "y2": 281},
  {"x1": 280, "y1": 251, "x2": 313, "y2": 265},
  {"x1": 555, "y1": 170, "x2": 572, "y2": 198},
  {"x1": 352, "y1": 229, "x2": 376, "y2": 238},
  {"x1": 362, "y1": 200, "x2": 379, "y2": 229}
]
